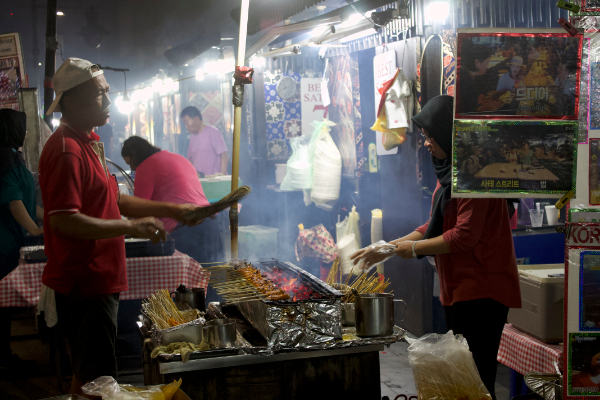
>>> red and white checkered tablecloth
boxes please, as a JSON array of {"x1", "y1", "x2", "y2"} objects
[
  {"x1": 0, "y1": 250, "x2": 210, "y2": 307},
  {"x1": 497, "y1": 323, "x2": 563, "y2": 375}
]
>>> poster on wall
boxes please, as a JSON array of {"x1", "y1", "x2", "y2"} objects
[
  {"x1": 591, "y1": 139, "x2": 600, "y2": 205},
  {"x1": 452, "y1": 120, "x2": 577, "y2": 198},
  {"x1": 301, "y1": 78, "x2": 327, "y2": 136},
  {"x1": 568, "y1": 333, "x2": 600, "y2": 396},
  {"x1": 373, "y1": 50, "x2": 398, "y2": 155},
  {"x1": 579, "y1": 251, "x2": 600, "y2": 331},
  {"x1": 455, "y1": 29, "x2": 582, "y2": 120},
  {"x1": 0, "y1": 33, "x2": 26, "y2": 110},
  {"x1": 591, "y1": 63, "x2": 600, "y2": 130}
]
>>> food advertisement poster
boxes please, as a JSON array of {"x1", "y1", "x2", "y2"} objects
[
  {"x1": 579, "y1": 252, "x2": 600, "y2": 331},
  {"x1": 591, "y1": 139, "x2": 600, "y2": 205},
  {"x1": 0, "y1": 33, "x2": 26, "y2": 110},
  {"x1": 452, "y1": 120, "x2": 577, "y2": 198},
  {"x1": 455, "y1": 30, "x2": 582, "y2": 120},
  {"x1": 568, "y1": 333, "x2": 600, "y2": 396}
]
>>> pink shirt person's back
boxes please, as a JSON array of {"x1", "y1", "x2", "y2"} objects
[
  {"x1": 134, "y1": 150, "x2": 210, "y2": 232},
  {"x1": 187, "y1": 125, "x2": 228, "y2": 176}
]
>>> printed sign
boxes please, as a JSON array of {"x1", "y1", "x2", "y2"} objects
[
  {"x1": 455, "y1": 30, "x2": 582, "y2": 120},
  {"x1": 0, "y1": 33, "x2": 26, "y2": 110},
  {"x1": 452, "y1": 120, "x2": 577, "y2": 197},
  {"x1": 301, "y1": 78, "x2": 327, "y2": 136},
  {"x1": 568, "y1": 333, "x2": 600, "y2": 396},
  {"x1": 373, "y1": 50, "x2": 397, "y2": 155}
]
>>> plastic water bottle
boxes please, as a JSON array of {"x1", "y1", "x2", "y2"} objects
[{"x1": 368, "y1": 142, "x2": 377, "y2": 173}]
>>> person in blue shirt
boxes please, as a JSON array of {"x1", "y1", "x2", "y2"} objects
[{"x1": 0, "y1": 109, "x2": 43, "y2": 372}]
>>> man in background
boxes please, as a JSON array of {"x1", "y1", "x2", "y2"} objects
[{"x1": 180, "y1": 106, "x2": 228, "y2": 176}]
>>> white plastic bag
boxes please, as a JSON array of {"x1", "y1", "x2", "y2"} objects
[
  {"x1": 82, "y1": 376, "x2": 165, "y2": 400},
  {"x1": 310, "y1": 123, "x2": 341, "y2": 209},
  {"x1": 408, "y1": 331, "x2": 492, "y2": 400},
  {"x1": 280, "y1": 134, "x2": 315, "y2": 191}
]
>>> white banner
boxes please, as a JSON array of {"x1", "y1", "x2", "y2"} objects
[
  {"x1": 373, "y1": 50, "x2": 397, "y2": 155},
  {"x1": 301, "y1": 78, "x2": 328, "y2": 136}
]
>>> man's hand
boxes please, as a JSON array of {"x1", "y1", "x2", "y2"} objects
[
  {"x1": 172, "y1": 204, "x2": 206, "y2": 226},
  {"x1": 350, "y1": 244, "x2": 390, "y2": 270},
  {"x1": 128, "y1": 217, "x2": 167, "y2": 244},
  {"x1": 395, "y1": 241, "x2": 415, "y2": 259}
]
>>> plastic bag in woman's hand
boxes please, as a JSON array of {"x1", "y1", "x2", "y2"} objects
[
  {"x1": 350, "y1": 240, "x2": 397, "y2": 273},
  {"x1": 408, "y1": 331, "x2": 492, "y2": 400}
]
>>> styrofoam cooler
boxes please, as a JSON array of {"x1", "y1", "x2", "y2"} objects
[
  {"x1": 238, "y1": 225, "x2": 279, "y2": 261},
  {"x1": 507, "y1": 264, "x2": 564, "y2": 343}
]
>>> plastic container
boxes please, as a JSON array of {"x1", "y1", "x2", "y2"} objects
[
  {"x1": 507, "y1": 264, "x2": 564, "y2": 343},
  {"x1": 125, "y1": 236, "x2": 176, "y2": 258},
  {"x1": 238, "y1": 225, "x2": 279, "y2": 261},
  {"x1": 199, "y1": 175, "x2": 242, "y2": 201}
]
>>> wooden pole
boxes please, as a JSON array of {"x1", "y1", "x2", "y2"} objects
[{"x1": 230, "y1": 0, "x2": 250, "y2": 260}]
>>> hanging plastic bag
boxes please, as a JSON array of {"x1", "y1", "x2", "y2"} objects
[
  {"x1": 280, "y1": 133, "x2": 317, "y2": 191},
  {"x1": 371, "y1": 108, "x2": 407, "y2": 151},
  {"x1": 309, "y1": 120, "x2": 341, "y2": 210},
  {"x1": 336, "y1": 206, "x2": 362, "y2": 275},
  {"x1": 408, "y1": 331, "x2": 492, "y2": 400}
]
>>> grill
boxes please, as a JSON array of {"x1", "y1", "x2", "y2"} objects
[{"x1": 232, "y1": 260, "x2": 343, "y2": 349}]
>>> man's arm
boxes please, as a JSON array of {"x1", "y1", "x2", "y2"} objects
[
  {"x1": 118, "y1": 194, "x2": 186, "y2": 219},
  {"x1": 220, "y1": 152, "x2": 228, "y2": 175},
  {"x1": 49, "y1": 212, "x2": 166, "y2": 243},
  {"x1": 36, "y1": 205, "x2": 44, "y2": 221}
]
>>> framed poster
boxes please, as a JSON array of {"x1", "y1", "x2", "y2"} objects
[
  {"x1": 568, "y1": 333, "x2": 600, "y2": 395},
  {"x1": 455, "y1": 29, "x2": 582, "y2": 120},
  {"x1": 591, "y1": 63, "x2": 600, "y2": 130},
  {"x1": 0, "y1": 33, "x2": 26, "y2": 110},
  {"x1": 591, "y1": 139, "x2": 600, "y2": 205},
  {"x1": 452, "y1": 120, "x2": 577, "y2": 198},
  {"x1": 580, "y1": 252, "x2": 600, "y2": 331},
  {"x1": 373, "y1": 50, "x2": 398, "y2": 155},
  {"x1": 570, "y1": 208, "x2": 600, "y2": 222}
]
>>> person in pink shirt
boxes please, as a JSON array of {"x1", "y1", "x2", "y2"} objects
[
  {"x1": 121, "y1": 136, "x2": 223, "y2": 264},
  {"x1": 180, "y1": 106, "x2": 228, "y2": 177}
]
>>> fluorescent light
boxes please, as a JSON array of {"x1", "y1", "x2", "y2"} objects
[
  {"x1": 311, "y1": 27, "x2": 328, "y2": 37},
  {"x1": 51, "y1": 119, "x2": 60, "y2": 128},
  {"x1": 56, "y1": 11, "x2": 64, "y2": 16},
  {"x1": 196, "y1": 68, "x2": 205, "y2": 81},
  {"x1": 204, "y1": 61, "x2": 218, "y2": 74},
  {"x1": 339, "y1": 28, "x2": 376, "y2": 43},
  {"x1": 339, "y1": 12, "x2": 371, "y2": 29},
  {"x1": 115, "y1": 95, "x2": 133, "y2": 114},
  {"x1": 160, "y1": 78, "x2": 174, "y2": 95},
  {"x1": 251, "y1": 57, "x2": 265, "y2": 68},
  {"x1": 429, "y1": 1, "x2": 450, "y2": 21},
  {"x1": 221, "y1": 38, "x2": 234, "y2": 40},
  {"x1": 184, "y1": 64, "x2": 189, "y2": 67}
]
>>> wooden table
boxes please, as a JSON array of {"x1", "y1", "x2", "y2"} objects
[
  {"x1": 475, "y1": 163, "x2": 559, "y2": 181},
  {"x1": 143, "y1": 340, "x2": 383, "y2": 400}
]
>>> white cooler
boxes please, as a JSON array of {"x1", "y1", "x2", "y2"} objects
[{"x1": 507, "y1": 264, "x2": 564, "y2": 343}]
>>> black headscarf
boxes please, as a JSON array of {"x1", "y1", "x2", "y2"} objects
[
  {"x1": 411, "y1": 95, "x2": 454, "y2": 247},
  {"x1": 0, "y1": 109, "x2": 27, "y2": 177}
]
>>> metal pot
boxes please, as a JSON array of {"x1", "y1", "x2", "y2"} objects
[
  {"x1": 204, "y1": 319, "x2": 237, "y2": 348},
  {"x1": 171, "y1": 285, "x2": 206, "y2": 312},
  {"x1": 354, "y1": 293, "x2": 406, "y2": 337}
]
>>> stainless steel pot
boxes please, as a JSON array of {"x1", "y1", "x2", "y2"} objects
[
  {"x1": 354, "y1": 293, "x2": 406, "y2": 337},
  {"x1": 204, "y1": 319, "x2": 237, "y2": 348},
  {"x1": 171, "y1": 286, "x2": 206, "y2": 312}
]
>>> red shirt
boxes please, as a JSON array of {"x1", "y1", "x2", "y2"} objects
[
  {"x1": 38, "y1": 122, "x2": 127, "y2": 297},
  {"x1": 416, "y1": 182, "x2": 521, "y2": 308},
  {"x1": 134, "y1": 150, "x2": 210, "y2": 232}
]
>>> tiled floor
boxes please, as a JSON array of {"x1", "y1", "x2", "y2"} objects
[{"x1": 5, "y1": 313, "x2": 511, "y2": 400}]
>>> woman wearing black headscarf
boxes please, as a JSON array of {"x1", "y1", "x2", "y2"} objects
[
  {"x1": 352, "y1": 96, "x2": 521, "y2": 400},
  {"x1": 0, "y1": 109, "x2": 43, "y2": 371}
]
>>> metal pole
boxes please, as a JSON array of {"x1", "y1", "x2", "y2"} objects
[
  {"x1": 43, "y1": 0, "x2": 58, "y2": 127},
  {"x1": 230, "y1": 0, "x2": 250, "y2": 259}
]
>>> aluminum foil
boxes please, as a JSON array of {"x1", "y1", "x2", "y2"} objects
[{"x1": 265, "y1": 297, "x2": 342, "y2": 349}]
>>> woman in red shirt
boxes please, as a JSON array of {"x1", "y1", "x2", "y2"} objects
[
  {"x1": 121, "y1": 137, "x2": 223, "y2": 265},
  {"x1": 352, "y1": 95, "x2": 521, "y2": 400}
]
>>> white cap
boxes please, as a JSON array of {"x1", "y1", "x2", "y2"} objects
[{"x1": 46, "y1": 58, "x2": 104, "y2": 115}]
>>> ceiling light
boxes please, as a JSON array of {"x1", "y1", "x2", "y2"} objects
[
  {"x1": 184, "y1": 64, "x2": 189, "y2": 67},
  {"x1": 429, "y1": 1, "x2": 450, "y2": 21},
  {"x1": 56, "y1": 11, "x2": 64, "y2": 16},
  {"x1": 251, "y1": 57, "x2": 265, "y2": 68},
  {"x1": 340, "y1": 12, "x2": 371, "y2": 29},
  {"x1": 311, "y1": 27, "x2": 329, "y2": 37},
  {"x1": 204, "y1": 61, "x2": 218, "y2": 74},
  {"x1": 196, "y1": 68, "x2": 205, "y2": 81},
  {"x1": 160, "y1": 78, "x2": 174, "y2": 95},
  {"x1": 51, "y1": 119, "x2": 60, "y2": 128},
  {"x1": 38, "y1": 63, "x2": 42, "y2": 66},
  {"x1": 115, "y1": 94, "x2": 133, "y2": 114}
]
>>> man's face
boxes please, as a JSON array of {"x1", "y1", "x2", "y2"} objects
[
  {"x1": 182, "y1": 116, "x2": 202, "y2": 134},
  {"x1": 64, "y1": 73, "x2": 111, "y2": 127}
]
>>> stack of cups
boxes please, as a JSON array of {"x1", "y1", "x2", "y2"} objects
[
  {"x1": 371, "y1": 209, "x2": 384, "y2": 275},
  {"x1": 311, "y1": 140, "x2": 342, "y2": 203},
  {"x1": 338, "y1": 234, "x2": 358, "y2": 275}
]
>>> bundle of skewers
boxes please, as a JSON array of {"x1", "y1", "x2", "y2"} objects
[
  {"x1": 206, "y1": 264, "x2": 290, "y2": 303},
  {"x1": 326, "y1": 258, "x2": 392, "y2": 303},
  {"x1": 142, "y1": 289, "x2": 197, "y2": 329}
]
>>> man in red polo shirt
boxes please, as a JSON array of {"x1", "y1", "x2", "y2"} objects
[{"x1": 39, "y1": 58, "x2": 204, "y2": 395}]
